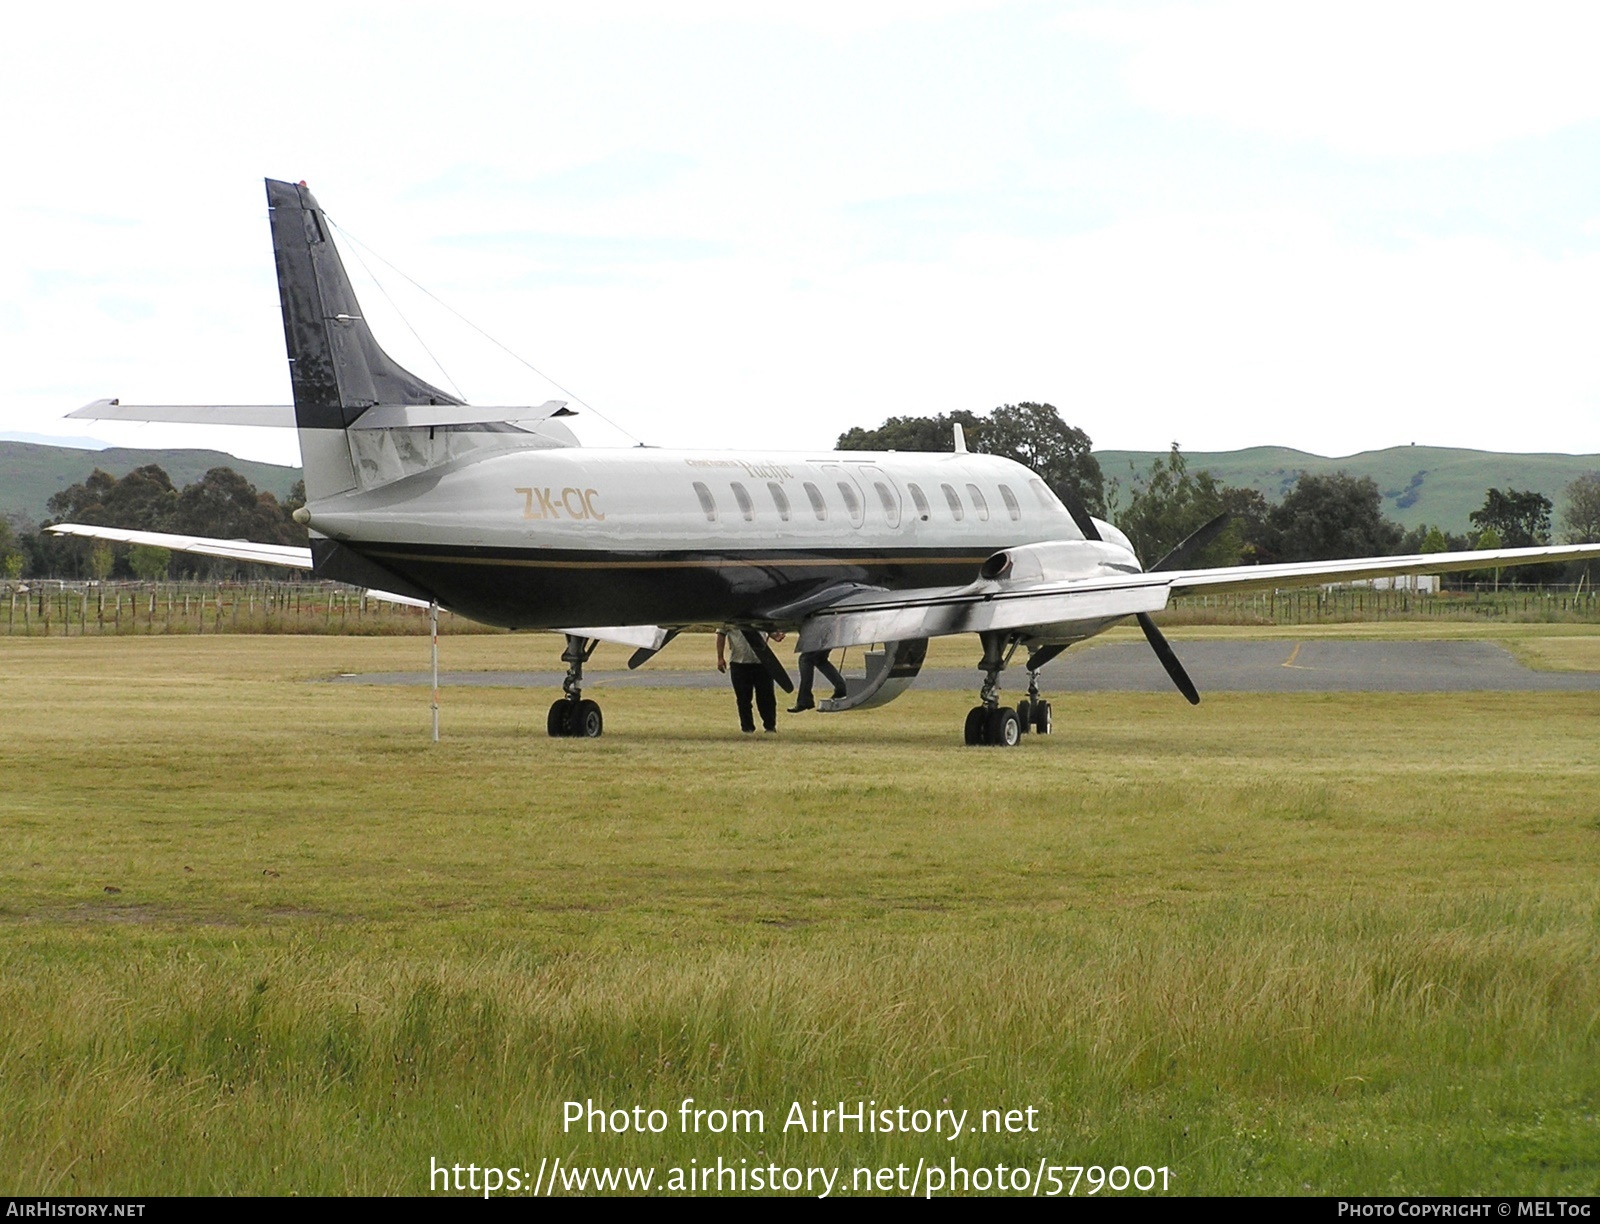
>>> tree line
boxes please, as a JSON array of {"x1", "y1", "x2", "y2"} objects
[
  {"x1": 839, "y1": 404, "x2": 1600, "y2": 582},
  {"x1": 0, "y1": 465, "x2": 306, "y2": 580},
  {"x1": 5, "y1": 423, "x2": 1598, "y2": 583}
]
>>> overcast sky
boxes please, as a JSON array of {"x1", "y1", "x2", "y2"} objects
[{"x1": 5, "y1": 1, "x2": 1599, "y2": 468}]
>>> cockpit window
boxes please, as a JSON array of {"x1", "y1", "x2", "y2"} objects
[{"x1": 1029, "y1": 478, "x2": 1064, "y2": 512}]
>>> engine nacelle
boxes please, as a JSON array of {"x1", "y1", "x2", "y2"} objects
[{"x1": 979, "y1": 535, "x2": 1133, "y2": 584}]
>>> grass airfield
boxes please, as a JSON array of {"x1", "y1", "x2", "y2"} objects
[{"x1": 2, "y1": 629, "x2": 1598, "y2": 1196}]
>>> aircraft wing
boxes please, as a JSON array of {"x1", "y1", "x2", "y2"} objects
[
  {"x1": 46, "y1": 523, "x2": 314, "y2": 569},
  {"x1": 42, "y1": 523, "x2": 670, "y2": 638},
  {"x1": 1161, "y1": 542, "x2": 1600, "y2": 597},
  {"x1": 797, "y1": 572, "x2": 1173, "y2": 652},
  {"x1": 798, "y1": 540, "x2": 1600, "y2": 653}
]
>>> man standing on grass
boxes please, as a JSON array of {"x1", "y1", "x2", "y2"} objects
[{"x1": 715, "y1": 628, "x2": 785, "y2": 734}]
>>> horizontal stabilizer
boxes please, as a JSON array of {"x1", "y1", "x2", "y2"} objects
[
  {"x1": 69, "y1": 398, "x2": 575, "y2": 431},
  {"x1": 349, "y1": 401, "x2": 573, "y2": 429},
  {"x1": 69, "y1": 399, "x2": 296, "y2": 427}
]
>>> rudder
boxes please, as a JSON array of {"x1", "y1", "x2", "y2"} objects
[{"x1": 265, "y1": 178, "x2": 462, "y2": 496}]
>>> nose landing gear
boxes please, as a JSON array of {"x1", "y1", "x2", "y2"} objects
[{"x1": 548, "y1": 634, "x2": 605, "y2": 738}]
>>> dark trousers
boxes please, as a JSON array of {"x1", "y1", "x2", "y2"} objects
[
  {"x1": 729, "y1": 662, "x2": 776, "y2": 731},
  {"x1": 796, "y1": 650, "x2": 847, "y2": 703}
]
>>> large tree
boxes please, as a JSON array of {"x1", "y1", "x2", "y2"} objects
[
  {"x1": 0, "y1": 518, "x2": 23, "y2": 580},
  {"x1": 47, "y1": 464, "x2": 179, "y2": 531},
  {"x1": 1112, "y1": 443, "x2": 1269, "y2": 567},
  {"x1": 41, "y1": 464, "x2": 305, "y2": 579},
  {"x1": 1470, "y1": 487, "x2": 1558, "y2": 586},
  {"x1": 1470, "y1": 488, "x2": 1552, "y2": 549},
  {"x1": 1266, "y1": 472, "x2": 1403, "y2": 562},
  {"x1": 1560, "y1": 473, "x2": 1600, "y2": 544},
  {"x1": 838, "y1": 402, "x2": 1105, "y2": 514}
]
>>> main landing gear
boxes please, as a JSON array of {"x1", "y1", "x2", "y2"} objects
[
  {"x1": 548, "y1": 634, "x2": 604, "y2": 738},
  {"x1": 962, "y1": 633, "x2": 1055, "y2": 747}
]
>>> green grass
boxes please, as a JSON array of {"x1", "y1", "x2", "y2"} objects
[{"x1": 2, "y1": 636, "x2": 1598, "y2": 1196}]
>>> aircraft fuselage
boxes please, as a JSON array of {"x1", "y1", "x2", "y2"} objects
[{"x1": 302, "y1": 445, "x2": 1134, "y2": 629}]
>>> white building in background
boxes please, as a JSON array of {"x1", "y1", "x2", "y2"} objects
[{"x1": 1327, "y1": 575, "x2": 1439, "y2": 593}]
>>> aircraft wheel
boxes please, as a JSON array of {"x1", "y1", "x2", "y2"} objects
[
  {"x1": 573, "y1": 698, "x2": 604, "y2": 738},
  {"x1": 988, "y1": 706, "x2": 1021, "y2": 747},
  {"x1": 547, "y1": 698, "x2": 574, "y2": 738},
  {"x1": 1033, "y1": 700, "x2": 1052, "y2": 735},
  {"x1": 1016, "y1": 698, "x2": 1032, "y2": 734},
  {"x1": 963, "y1": 705, "x2": 987, "y2": 745}
]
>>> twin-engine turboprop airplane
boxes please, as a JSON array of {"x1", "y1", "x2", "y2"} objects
[{"x1": 50, "y1": 179, "x2": 1600, "y2": 745}]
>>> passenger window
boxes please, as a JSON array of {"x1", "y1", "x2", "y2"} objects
[
  {"x1": 874, "y1": 481, "x2": 898, "y2": 525},
  {"x1": 692, "y1": 481, "x2": 717, "y2": 522},
  {"x1": 908, "y1": 482, "x2": 930, "y2": 520},
  {"x1": 967, "y1": 484, "x2": 990, "y2": 522},
  {"x1": 941, "y1": 483, "x2": 964, "y2": 521},
  {"x1": 999, "y1": 484, "x2": 1022, "y2": 521},
  {"x1": 768, "y1": 482, "x2": 791, "y2": 521},
  {"x1": 730, "y1": 481, "x2": 755, "y2": 522},
  {"x1": 804, "y1": 481, "x2": 827, "y2": 520},
  {"x1": 837, "y1": 481, "x2": 863, "y2": 526}
]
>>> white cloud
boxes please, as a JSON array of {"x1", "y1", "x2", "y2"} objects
[
  {"x1": 4, "y1": 2, "x2": 1598, "y2": 470},
  {"x1": 1065, "y1": 1, "x2": 1600, "y2": 155}
]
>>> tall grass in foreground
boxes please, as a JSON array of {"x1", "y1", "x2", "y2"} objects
[
  {"x1": 3, "y1": 898, "x2": 1596, "y2": 1195},
  {"x1": 1, "y1": 637, "x2": 1596, "y2": 1195}
]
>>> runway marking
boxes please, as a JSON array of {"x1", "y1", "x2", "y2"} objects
[{"x1": 1282, "y1": 641, "x2": 1312, "y2": 669}]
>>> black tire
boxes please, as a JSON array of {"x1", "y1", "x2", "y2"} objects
[
  {"x1": 1034, "y1": 700, "x2": 1052, "y2": 735},
  {"x1": 574, "y1": 699, "x2": 604, "y2": 738},
  {"x1": 988, "y1": 706, "x2": 1021, "y2": 747},
  {"x1": 963, "y1": 705, "x2": 987, "y2": 745},
  {"x1": 1016, "y1": 698, "x2": 1032, "y2": 734},
  {"x1": 547, "y1": 699, "x2": 573, "y2": 737}
]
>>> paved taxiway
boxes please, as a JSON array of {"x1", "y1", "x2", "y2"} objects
[{"x1": 327, "y1": 640, "x2": 1600, "y2": 693}]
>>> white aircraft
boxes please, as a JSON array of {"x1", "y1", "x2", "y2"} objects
[{"x1": 49, "y1": 179, "x2": 1600, "y2": 745}]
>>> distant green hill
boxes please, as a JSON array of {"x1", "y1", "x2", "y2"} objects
[
  {"x1": 5, "y1": 438, "x2": 1597, "y2": 538},
  {"x1": 0, "y1": 441, "x2": 303, "y2": 526},
  {"x1": 1094, "y1": 445, "x2": 1600, "y2": 533}
]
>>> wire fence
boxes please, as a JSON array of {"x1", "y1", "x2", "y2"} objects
[
  {"x1": 1166, "y1": 584, "x2": 1600, "y2": 625},
  {"x1": 0, "y1": 580, "x2": 493, "y2": 637},
  {"x1": 4, "y1": 579, "x2": 1598, "y2": 638}
]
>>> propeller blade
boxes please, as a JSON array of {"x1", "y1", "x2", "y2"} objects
[
  {"x1": 1026, "y1": 643, "x2": 1069, "y2": 672},
  {"x1": 628, "y1": 628, "x2": 681, "y2": 669},
  {"x1": 1137, "y1": 612, "x2": 1200, "y2": 705},
  {"x1": 1057, "y1": 490, "x2": 1103, "y2": 542},
  {"x1": 1150, "y1": 512, "x2": 1232, "y2": 572},
  {"x1": 741, "y1": 629, "x2": 795, "y2": 693}
]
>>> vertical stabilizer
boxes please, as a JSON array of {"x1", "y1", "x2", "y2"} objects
[{"x1": 265, "y1": 178, "x2": 462, "y2": 497}]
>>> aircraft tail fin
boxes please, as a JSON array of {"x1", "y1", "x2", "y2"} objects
[{"x1": 265, "y1": 178, "x2": 463, "y2": 496}]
